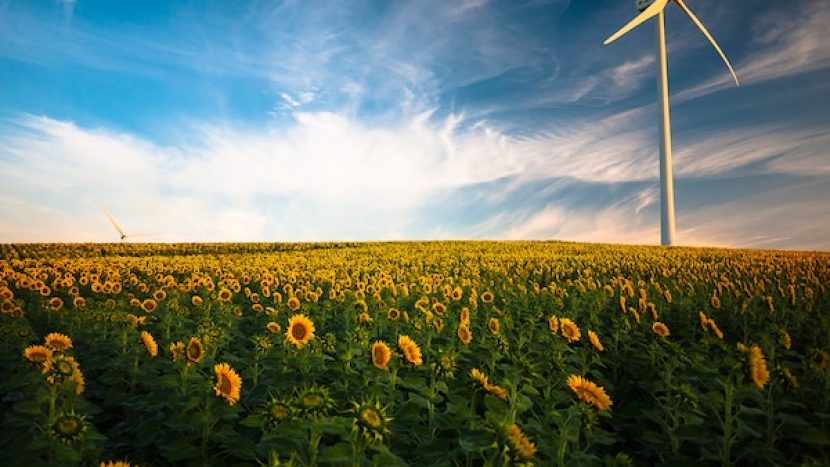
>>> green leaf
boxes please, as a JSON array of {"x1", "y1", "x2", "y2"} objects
[
  {"x1": 239, "y1": 415, "x2": 264, "y2": 428},
  {"x1": 317, "y1": 442, "x2": 353, "y2": 465},
  {"x1": 13, "y1": 400, "x2": 42, "y2": 415},
  {"x1": 800, "y1": 427, "x2": 830, "y2": 445},
  {"x1": 459, "y1": 429, "x2": 496, "y2": 453}
]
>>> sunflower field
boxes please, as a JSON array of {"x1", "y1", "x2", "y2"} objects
[{"x1": 0, "y1": 241, "x2": 828, "y2": 466}]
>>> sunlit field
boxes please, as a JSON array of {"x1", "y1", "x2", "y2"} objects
[{"x1": 0, "y1": 241, "x2": 828, "y2": 466}]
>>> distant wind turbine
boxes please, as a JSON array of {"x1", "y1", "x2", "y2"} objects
[
  {"x1": 604, "y1": 0, "x2": 739, "y2": 246},
  {"x1": 104, "y1": 211, "x2": 156, "y2": 242}
]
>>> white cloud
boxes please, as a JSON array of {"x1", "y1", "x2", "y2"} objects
[
  {"x1": 675, "y1": 1, "x2": 830, "y2": 101},
  {"x1": 1, "y1": 100, "x2": 827, "y2": 245}
]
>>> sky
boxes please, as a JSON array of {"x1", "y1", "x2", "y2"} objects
[{"x1": 1, "y1": 0, "x2": 828, "y2": 249}]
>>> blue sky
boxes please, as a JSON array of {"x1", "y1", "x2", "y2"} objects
[{"x1": 1, "y1": 0, "x2": 828, "y2": 248}]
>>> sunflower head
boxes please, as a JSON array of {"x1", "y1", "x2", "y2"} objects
[
  {"x1": 286, "y1": 314, "x2": 315, "y2": 348},
  {"x1": 44, "y1": 332, "x2": 73, "y2": 352},
  {"x1": 567, "y1": 374, "x2": 613, "y2": 411},
  {"x1": 488, "y1": 317, "x2": 500, "y2": 335},
  {"x1": 588, "y1": 330, "x2": 604, "y2": 352},
  {"x1": 548, "y1": 315, "x2": 559, "y2": 333},
  {"x1": 264, "y1": 396, "x2": 295, "y2": 430},
  {"x1": 48, "y1": 410, "x2": 87, "y2": 444},
  {"x1": 749, "y1": 345, "x2": 770, "y2": 389},
  {"x1": 457, "y1": 324, "x2": 472, "y2": 345},
  {"x1": 397, "y1": 335, "x2": 423, "y2": 366},
  {"x1": 185, "y1": 337, "x2": 205, "y2": 364},
  {"x1": 505, "y1": 423, "x2": 537, "y2": 462},
  {"x1": 266, "y1": 321, "x2": 281, "y2": 334},
  {"x1": 43, "y1": 353, "x2": 79, "y2": 385},
  {"x1": 560, "y1": 318, "x2": 581, "y2": 343},
  {"x1": 298, "y1": 385, "x2": 334, "y2": 418},
  {"x1": 140, "y1": 330, "x2": 158, "y2": 357},
  {"x1": 169, "y1": 341, "x2": 185, "y2": 362},
  {"x1": 287, "y1": 296, "x2": 301, "y2": 311},
  {"x1": 213, "y1": 362, "x2": 243, "y2": 405},
  {"x1": 140, "y1": 299, "x2": 157, "y2": 313},
  {"x1": 351, "y1": 399, "x2": 392, "y2": 444},
  {"x1": 652, "y1": 322, "x2": 670, "y2": 338},
  {"x1": 371, "y1": 340, "x2": 392, "y2": 370},
  {"x1": 481, "y1": 291, "x2": 494, "y2": 303},
  {"x1": 387, "y1": 307, "x2": 400, "y2": 320},
  {"x1": 23, "y1": 344, "x2": 52, "y2": 364}
]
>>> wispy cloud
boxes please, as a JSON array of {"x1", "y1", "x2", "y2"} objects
[
  {"x1": 675, "y1": 0, "x2": 830, "y2": 101},
  {"x1": 2, "y1": 109, "x2": 827, "y2": 246}
]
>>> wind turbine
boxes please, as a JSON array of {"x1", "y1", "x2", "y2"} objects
[
  {"x1": 104, "y1": 211, "x2": 156, "y2": 242},
  {"x1": 604, "y1": 0, "x2": 739, "y2": 246}
]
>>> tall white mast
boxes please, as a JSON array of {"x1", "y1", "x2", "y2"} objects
[{"x1": 656, "y1": 10, "x2": 675, "y2": 246}]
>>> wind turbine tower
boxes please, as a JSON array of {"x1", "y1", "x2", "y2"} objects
[{"x1": 604, "y1": 0, "x2": 739, "y2": 246}]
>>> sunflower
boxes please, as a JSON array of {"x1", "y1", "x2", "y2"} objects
[
  {"x1": 388, "y1": 307, "x2": 400, "y2": 320},
  {"x1": 23, "y1": 344, "x2": 52, "y2": 364},
  {"x1": 266, "y1": 321, "x2": 281, "y2": 334},
  {"x1": 548, "y1": 315, "x2": 559, "y2": 333},
  {"x1": 749, "y1": 345, "x2": 770, "y2": 389},
  {"x1": 470, "y1": 368, "x2": 490, "y2": 388},
  {"x1": 72, "y1": 296, "x2": 86, "y2": 308},
  {"x1": 140, "y1": 299, "x2": 157, "y2": 313},
  {"x1": 48, "y1": 410, "x2": 87, "y2": 444},
  {"x1": 264, "y1": 397, "x2": 295, "y2": 429},
  {"x1": 811, "y1": 350, "x2": 828, "y2": 371},
  {"x1": 352, "y1": 399, "x2": 393, "y2": 444},
  {"x1": 192, "y1": 295, "x2": 203, "y2": 306},
  {"x1": 44, "y1": 332, "x2": 73, "y2": 352},
  {"x1": 213, "y1": 362, "x2": 242, "y2": 405},
  {"x1": 560, "y1": 318, "x2": 581, "y2": 343},
  {"x1": 457, "y1": 324, "x2": 472, "y2": 345},
  {"x1": 153, "y1": 289, "x2": 167, "y2": 301},
  {"x1": 358, "y1": 312, "x2": 372, "y2": 324},
  {"x1": 451, "y1": 286, "x2": 463, "y2": 301},
  {"x1": 286, "y1": 314, "x2": 315, "y2": 348},
  {"x1": 43, "y1": 354, "x2": 80, "y2": 385},
  {"x1": 49, "y1": 297, "x2": 63, "y2": 311},
  {"x1": 298, "y1": 385, "x2": 334, "y2": 417},
  {"x1": 486, "y1": 383, "x2": 508, "y2": 400},
  {"x1": 100, "y1": 461, "x2": 133, "y2": 467},
  {"x1": 169, "y1": 341, "x2": 185, "y2": 362},
  {"x1": 699, "y1": 311, "x2": 709, "y2": 330},
  {"x1": 397, "y1": 335, "x2": 423, "y2": 366},
  {"x1": 488, "y1": 317, "x2": 500, "y2": 335},
  {"x1": 140, "y1": 331, "x2": 158, "y2": 357},
  {"x1": 287, "y1": 296, "x2": 301, "y2": 311},
  {"x1": 588, "y1": 330, "x2": 604, "y2": 352},
  {"x1": 652, "y1": 322, "x2": 670, "y2": 338},
  {"x1": 706, "y1": 319, "x2": 724, "y2": 340},
  {"x1": 371, "y1": 340, "x2": 392, "y2": 370},
  {"x1": 779, "y1": 330, "x2": 792, "y2": 351},
  {"x1": 185, "y1": 337, "x2": 205, "y2": 364},
  {"x1": 710, "y1": 295, "x2": 721, "y2": 310},
  {"x1": 567, "y1": 374, "x2": 613, "y2": 411},
  {"x1": 481, "y1": 291, "x2": 494, "y2": 303},
  {"x1": 506, "y1": 423, "x2": 537, "y2": 462},
  {"x1": 217, "y1": 288, "x2": 233, "y2": 302},
  {"x1": 459, "y1": 307, "x2": 470, "y2": 325}
]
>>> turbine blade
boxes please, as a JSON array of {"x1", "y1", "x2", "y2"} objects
[
  {"x1": 674, "y1": 0, "x2": 739, "y2": 85},
  {"x1": 604, "y1": 0, "x2": 670, "y2": 45},
  {"x1": 104, "y1": 212, "x2": 126, "y2": 237}
]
